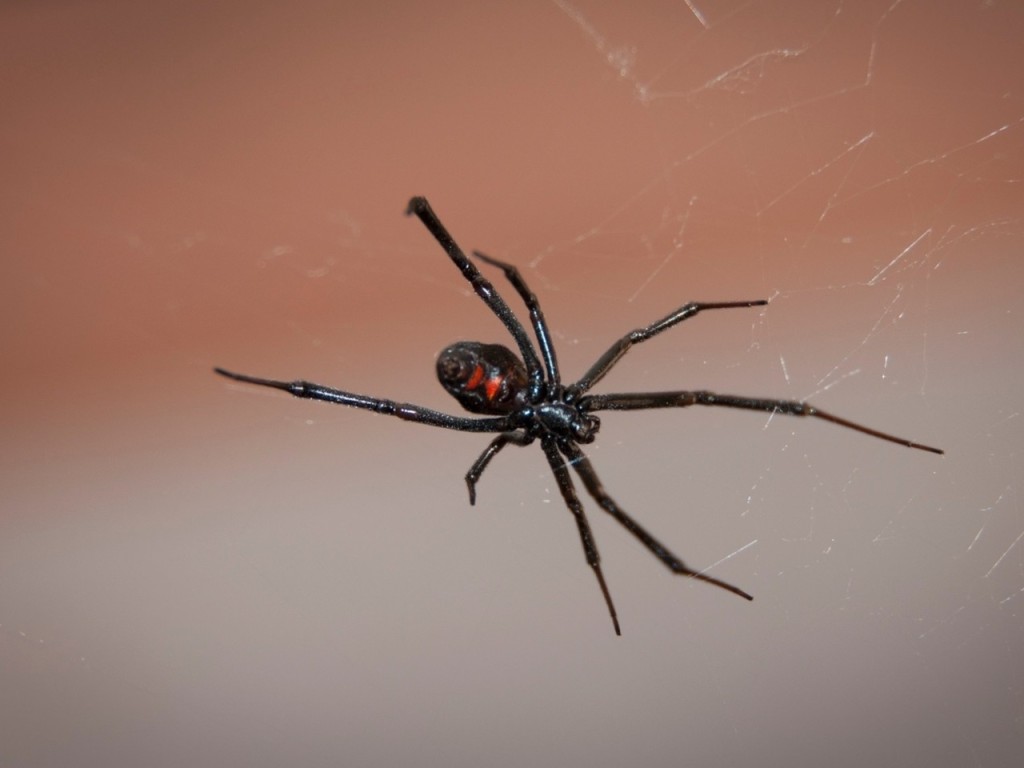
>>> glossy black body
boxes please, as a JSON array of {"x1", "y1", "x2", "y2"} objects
[
  {"x1": 215, "y1": 196, "x2": 942, "y2": 635},
  {"x1": 436, "y1": 342, "x2": 527, "y2": 415}
]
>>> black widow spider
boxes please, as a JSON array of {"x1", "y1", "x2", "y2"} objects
[{"x1": 216, "y1": 196, "x2": 943, "y2": 635}]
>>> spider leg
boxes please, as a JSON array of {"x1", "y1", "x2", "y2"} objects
[
  {"x1": 472, "y1": 250, "x2": 560, "y2": 386},
  {"x1": 541, "y1": 436, "x2": 622, "y2": 636},
  {"x1": 578, "y1": 390, "x2": 944, "y2": 454},
  {"x1": 465, "y1": 431, "x2": 534, "y2": 505},
  {"x1": 406, "y1": 197, "x2": 546, "y2": 402},
  {"x1": 559, "y1": 441, "x2": 754, "y2": 601},
  {"x1": 214, "y1": 368, "x2": 513, "y2": 433},
  {"x1": 568, "y1": 300, "x2": 767, "y2": 397}
]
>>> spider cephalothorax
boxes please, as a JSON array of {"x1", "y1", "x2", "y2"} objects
[{"x1": 216, "y1": 196, "x2": 942, "y2": 635}]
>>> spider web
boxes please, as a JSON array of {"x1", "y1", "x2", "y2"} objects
[
  {"x1": 1, "y1": 1, "x2": 1021, "y2": 767},
  {"x1": 491, "y1": 6, "x2": 1022, "y2": 765}
]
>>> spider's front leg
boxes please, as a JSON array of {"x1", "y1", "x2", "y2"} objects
[
  {"x1": 578, "y1": 391, "x2": 943, "y2": 455},
  {"x1": 568, "y1": 299, "x2": 768, "y2": 397},
  {"x1": 560, "y1": 441, "x2": 754, "y2": 601},
  {"x1": 465, "y1": 431, "x2": 533, "y2": 505}
]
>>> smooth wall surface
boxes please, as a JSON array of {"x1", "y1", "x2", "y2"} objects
[{"x1": 2, "y1": 2, "x2": 1022, "y2": 766}]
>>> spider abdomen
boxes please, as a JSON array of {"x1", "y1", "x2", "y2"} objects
[{"x1": 437, "y1": 341, "x2": 528, "y2": 415}]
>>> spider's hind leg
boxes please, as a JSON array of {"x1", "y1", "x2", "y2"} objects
[
  {"x1": 472, "y1": 250, "x2": 560, "y2": 386},
  {"x1": 406, "y1": 197, "x2": 546, "y2": 401}
]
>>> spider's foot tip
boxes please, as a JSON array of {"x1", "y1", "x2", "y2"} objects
[{"x1": 405, "y1": 197, "x2": 428, "y2": 216}]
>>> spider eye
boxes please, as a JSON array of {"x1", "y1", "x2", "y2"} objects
[{"x1": 574, "y1": 414, "x2": 600, "y2": 443}]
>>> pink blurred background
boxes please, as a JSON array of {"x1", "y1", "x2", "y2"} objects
[{"x1": 2, "y1": 1, "x2": 1022, "y2": 766}]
